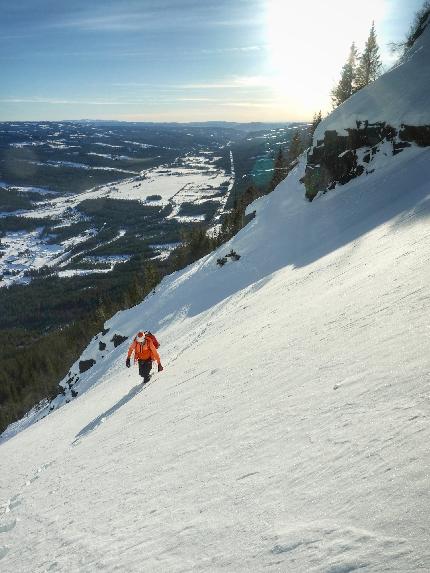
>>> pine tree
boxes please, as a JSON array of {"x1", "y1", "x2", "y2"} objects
[
  {"x1": 127, "y1": 274, "x2": 143, "y2": 305},
  {"x1": 331, "y1": 43, "x2": 359, "y2": 107},
  {"x1": 268, "y1": 147, "x2": 287, "y2": 192},
  {"x1": 287, "y1": 130, "x2": 303, "y2": 164},
  {"x1": 307, "y1": 110, "x2": 322, "y2": 145},
  {"x1": 354, "y1": 22, "x2": 382, "y2": 91},
  {"x1": 218, "y1": 184, "x2": 260, "y2": 242},
  {"x1": 144, "y1": 263, "x2": 160, "y2": 292},
  {"x1": 95, "y1": 294, "x2": 109, "y2": 323}
]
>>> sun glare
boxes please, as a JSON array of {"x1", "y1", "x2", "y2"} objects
[{"x1": 264, "y1": 0, "x2": 388, "y2": 117}]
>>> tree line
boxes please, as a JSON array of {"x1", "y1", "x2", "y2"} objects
[{"x1": 331, "y1": 22, "x2": 382, "y2": 108}]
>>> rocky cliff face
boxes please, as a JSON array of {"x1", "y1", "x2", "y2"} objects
[
  {"x1": 304, "y1": 14, "x2": 430, "y2": 201},
  {"x1": 303, "y1": 123, "x2": 430, "y2": 201}
]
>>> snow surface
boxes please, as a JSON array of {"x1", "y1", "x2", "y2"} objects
[
  {"x1": 0, "y1": 183, "x2": 59, "y2": 196},
  {"x1": 20, "y1": 154, "x2": 230, "y2": 216},
  {"x1": 123, "y1": 140, "x2": 159, "y2": 149},
  {"x1": 314, "y1": 23, "x2": 430, "y2": 140},
  {"x1": 0, "y1": 227, "x2": 97, "y2": 288},
  {"x1": 0, "y1": 230, "x2": 63, "y2": 288},
  {"x1": 93, "y1": 143, "x2": 123, "y2": 148},
  {"x1": 41, "y1": 160, "x2": 139, "y2": 175},
  {"x1": 93, "y1": 161, "x2": 230, "y2": 207},
  {"x1": 1, "y1": 138, "x2": 429, "y2": 571}
]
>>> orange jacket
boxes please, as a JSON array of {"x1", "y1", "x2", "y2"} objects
[{"x1": 127, "y1": 337, "x2": 161, "y2": 364}]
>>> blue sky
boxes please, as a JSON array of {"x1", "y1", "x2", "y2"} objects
[{"x1": 0, "y1": 0, "x2": 424, "y2": 122}]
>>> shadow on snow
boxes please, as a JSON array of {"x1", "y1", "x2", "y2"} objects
[
  {"x1": 72, "y1": 383, "x2": 145, "y2": 445},
  {"x1": 146, "y1": 149, "x2": 430, "y2": 325}
]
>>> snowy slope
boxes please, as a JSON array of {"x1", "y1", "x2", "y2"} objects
[
  {"x1": 314, "y1": 22, "x2": 430, "y2": 139},
  {"x1": 1, "y1": 136, "x2": 429, "y2": 571},
  {"x1": 2, "y1": 20, "x2": 430, "y2": 570}
]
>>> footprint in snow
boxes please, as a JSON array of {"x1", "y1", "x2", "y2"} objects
[
  {"x1": 237, "y1": 471, "x2": 259, "y2": 481},
  {"x1": 9, "y1": 494, "x2": 22, "y2": 509},
  {"x1": 1, "y1": 495, "x2": 21, "y2": 518},
  {"x1": 0, "y1": 514, "x2": 16, "y2": 563},
  {"x1": 25, "y1": 461, "x2": 55, "y2": 486},
  {"x1": 0, "y1": 518, "x2": 16, "y2": 534},
  {"x1": 0, "y1": 546, "x2": 9, "y2": 560}
]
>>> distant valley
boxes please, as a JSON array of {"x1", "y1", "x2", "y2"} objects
[{"x1": 0, "y1": 121, "x2": 305, "y2": 286}]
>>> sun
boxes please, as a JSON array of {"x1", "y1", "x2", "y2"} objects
[{"x1": 264, "y1": 0, "x2": 388, "y2": 117}]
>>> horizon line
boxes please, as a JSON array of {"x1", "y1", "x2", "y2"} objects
[{"x1": 0, "y1": 118, "x2": 312, "y2": 125}]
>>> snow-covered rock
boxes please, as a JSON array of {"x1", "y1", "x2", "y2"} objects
[{"x1": 304, "y1": 18, "x2": 430, "y2": 201}]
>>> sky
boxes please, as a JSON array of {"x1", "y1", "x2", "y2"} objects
[{"x1": 0, "y1": 0, "x2": 424, "y2": 122}]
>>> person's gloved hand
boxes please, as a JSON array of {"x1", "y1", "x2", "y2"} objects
[
  {"x1": 158, "y1": 363, "x2": 164, "y2": 372},
  {"x1": 126, "y1": 358, "x2": 131, "y2": 368}
]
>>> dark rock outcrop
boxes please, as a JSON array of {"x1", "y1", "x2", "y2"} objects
[
  {"x1": 399, "y1": 125, "x2": 430, "y2": 147},
  {"x1": 304, "y1": 123, "x2": 430, "y2": 201},
  {"x1": 111, "y1": 334, "x2": 128, "y2": 348},
  {"x1": 79, "y1": 359, "x2": 96, "y2": 373}
]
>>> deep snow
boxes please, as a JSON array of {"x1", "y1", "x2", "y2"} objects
[{"x1": 1, "y1": 138, "x2": 429, "y2": 571}]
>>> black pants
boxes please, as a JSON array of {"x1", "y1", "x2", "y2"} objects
[{"x1": 138, "y1": 359, "x2": 152, "y2": 383}]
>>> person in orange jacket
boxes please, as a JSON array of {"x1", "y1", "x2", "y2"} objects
[{"x1": 126, "y1": 331, "x2": 163, "y2": 384}]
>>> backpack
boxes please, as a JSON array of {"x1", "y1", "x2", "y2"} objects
[{"x1": 145, "y1": 331, "x2": 160, "y2": 349}]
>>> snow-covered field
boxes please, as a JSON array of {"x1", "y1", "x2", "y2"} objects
[
  {"x1": 0, "y1": 152, "x2": 233, "y2": 286},
  {"x1": 1, "y1": 138, "x2": 429, "y2": 571},
  {"x1": 0, "y1": 230, "x2": 62, "y2": 287},
  {"x1": 90, "y1": 155, "x2": 231, "y2": 208},
  {"x1": 0, "y1": 227, "x2": 98, "y2": 288},
  {"x1": 0, "y1": 183, "x2": 59, "y2": 196}
]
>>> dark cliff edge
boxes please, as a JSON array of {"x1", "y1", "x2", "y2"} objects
[{"x1": 303, "y1": 123, "x2": 430, "y2": 201}]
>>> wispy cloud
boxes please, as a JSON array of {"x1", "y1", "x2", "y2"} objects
[
  {"x1": 178, "y1": 98, "x2": 277, "y2": 107},
  {"x1": 111, "y1": 77, "x2": 274, "y2": 91},
  {"x1": 53, "y1": 13, "x2": 151, "y2": 32},
  {"x1": 0, "y1": 97, "x2": 142, "y2": 105},
  {"x1": 48, "y1": 2, "x2": 261, "y2": 32},
  {"x1": 219, "y1": 101, "x2": 277, "y2": 108},
  {"x1": 208, "y1": 16, "x2": 262, "y2": 28},
  {"x1": 178, "y1": 98, "x2": 220, "y2": 102},
  {"x1": 179, "y1": 76, "x2": 274, "y2": 89},
  {"x1": 0, "y1": 33, "x2": 34, "y2": 40},
  {"x1": 112, "y1": 83, "x2": 179, "y2": 89},
  {"x1": 197, "y1": 45, "x2": 267, "y2": 55}
]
